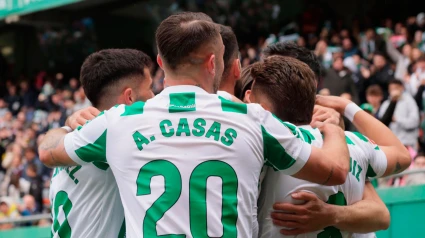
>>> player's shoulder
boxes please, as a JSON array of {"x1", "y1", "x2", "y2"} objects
[
  {"x1": 102, "y1": 101, "x2": 146, "y2": 119},
  {"x1": 345, "y1": 131, "x2": 380, "y2": 152}
]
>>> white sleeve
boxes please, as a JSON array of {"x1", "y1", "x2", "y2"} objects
[
  {"x1": 64, "y1": 112, "x2": 108, "y2": 165},
  {"x1": 347, "y1": 132, "x2": 388, "y2": 178},
  {"x1": 259, "y1": 108, "x2": 312, "y2": 175}
]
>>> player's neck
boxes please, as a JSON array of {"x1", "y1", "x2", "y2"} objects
[
  {"x1": 164, "y1": 77, "x2": 214, "y2": 93},
  {"x1": 219, "y1": 79, "x2": 236, "y2": 96}
]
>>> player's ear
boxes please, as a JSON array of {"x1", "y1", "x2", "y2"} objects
[
  {"x1": 157, "y1": 55, "x2": 163, "y2": 69},
  {"x1": 233, "y1": 59, "x2": 241, "y2": 80},
  {"x1": 123, "y1": 88, "x2": 134, "y2": 105},
  {"x1": 244, "y1": 89, "x2": 252, "y2": 103},
  {"x1": 207, "y1": 54, "x2": 216, "y2": 77}
]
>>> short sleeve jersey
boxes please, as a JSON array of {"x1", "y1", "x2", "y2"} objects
[
  {"x1": 257, "y1": 126, "x2": 387, "y2": 238},
  {"x1": 49, "y1": 163, "x2": 125, "y2": 238},
  {"x1": 63, "y1": 85, "x2": 312, "y2": 238}
]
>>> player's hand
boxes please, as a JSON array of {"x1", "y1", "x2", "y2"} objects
[
  {"x1": 310, "y1": 105, "x2": 344, "y2": 129},
  {"x1": 65, "y1": 107, "x2": 100, "y2": 130},
  {"x1": 271, "y1": 192, "x2": 334, "y2": 236},
  {"x1": 315, "y1": 95, "x2": 352, "y2": 115}
]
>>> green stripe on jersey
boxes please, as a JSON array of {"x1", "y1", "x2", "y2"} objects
[
  {"x1": 93, "y1": 162, "x2": 109, "y2": 171},
  {"x1": 262, "y1": 125, "x2": 296, "y2": 171},
  {"x1": 353, "y1": 132, "x2": 368, "y2": 142},
  {"x1": 272, "y1": 114, "x2": 301, "y2": 139},
  {"x1": 75, "y1": 129, "x2": 107, "y2": 163},
  {"x1": 218, "y1": 96, "x2": 247, "y2": 114},
  {"x1": 299, "y1": 128, "x2": 315, "y2": 144},
  {"x1": 345, "y1": 135, "x2": 355, "y2": 145},
  {"x1": 121, "y1": 101, "x2": 145, "y2": 116},
  {"x1": 169, "y1": 92, "x2": 196, "y2": 113},
  {"x1": 118, "y1": 219, "x2": 126, "y2": 238},
  {"x1": 366, "y1": 164, "x2": 377, "y2": 177}
]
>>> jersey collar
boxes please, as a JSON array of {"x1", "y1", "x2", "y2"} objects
[
  {"x1": 160, "y1": 85, "x2": 209, "y2": 95},
  {"x1": 298, "y1": 124, "x2": 315, "y2": 130}
]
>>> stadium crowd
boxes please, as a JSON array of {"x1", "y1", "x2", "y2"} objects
[{"x1": 1, "y1": 9, "x2": 425, "y2": 230}]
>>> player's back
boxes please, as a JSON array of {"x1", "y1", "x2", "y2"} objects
[
  {"x1": 258, "y1": 128, "x2": 387, "y2": 238},
  {"x1": 99, "y1": 86, "x2": 310, "y2": 238},
  {"x1": 49, "y1": 164, "x2": 125, "y2": 238},
  {"x1": 258, "y1": 125, "x2": 338, "y2": 238}
]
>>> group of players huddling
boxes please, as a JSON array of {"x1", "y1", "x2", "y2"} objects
[{"x1": 38, "y1": 12, "x2": 411, "y2": 238}]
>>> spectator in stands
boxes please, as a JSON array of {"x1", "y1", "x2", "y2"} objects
[
  {"x1": 19, "y1": 195, "x2": 39, "y2": 226},
  {"x1": 19, "y1": 81, "x2": 37, "y2": 109},
  {"x1": 386, "y1": 39, "x2": 412, "y2": 81},
  {"x1": 40, "y1": 79, "x2": 54, "y2": 97},
  {"x1": 342, "y1": 37, "x2": 358, "y2": 58},
  {"x1": 362, "y1": 53, "x2": 394, "y2": 98},
  {"x1": 314, "y1": 40, "x2": 332, "y2": 68},
  {"x1": 323, "y1": 55, "x2": 359, "y2": 103},
  {"x1": 360, "y1": 28, "x2": 385, "y2": 61},
  {"x1": 0, "y1": 98, "x2": 8, "y2": 117},
  {"x1": 378, "y1": 79, "x2": 420, "y2": 148},
  {"x1": 404, "y1": 153, "x2": 425, "y2": 185},
  {"x1": 5, "y1": 85, "x2": 22, "y2": 116},
  {"x1": 366, "y1": 85, "x2": 384, "y2": 116},
  {"x1": 24, "y1": 166, "x2": 43, "y2": 213},
  {"x1": 66, "y1": 78, "x2": 79, "y2": 93},
  {"x1": 407, "y1": 56, "x2": 425, "y2": 97},
  {"x1": 73, "y1": 87, "x2": 91, "y2": 111},
  {"x1": 0, "y1": 200, "x2": 19, "y2": 230},
  {"x1": 21, "y1": 148, "x2": 43, "y2": 180}
]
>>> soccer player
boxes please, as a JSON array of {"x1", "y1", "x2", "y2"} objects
[
  {"x1": 49, "y1": 49, "x2": 154, "y2": 238},
  {"x1": 39, "y1": 12, "x2": 350, "y2": 238},
  {"x1": 258, "y1": 42, "x2": 398, "y2": 237},
  {"x1": 244, "y1": 55, "x2": 410, "y2": 237},
  {"x1": 217, "y1": 25, "x2": 241, "y2": 100}
]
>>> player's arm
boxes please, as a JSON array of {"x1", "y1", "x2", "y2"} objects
[
  {"x1": 39, "y1": 107, "x2": 109, "y2": 168},
  {"x1": 39, "y1": 128, "x2": 76, "y2": 167},
  {"x1": 271, "y1": 182, "x2": 390, "y2": 235},
  {"x1": 261, "y1": 110, "x2": 349, "y2": 186},
  {"x1": 316, "y1": 95, "x2": 411, "y2": 175}
]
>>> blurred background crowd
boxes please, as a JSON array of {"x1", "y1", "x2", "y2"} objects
[{"x1": 1, "y1": 0, "x2": 425, "y2": 230}]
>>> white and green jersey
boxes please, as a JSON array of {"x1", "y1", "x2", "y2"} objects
[
  {"x1": 63, "y1": 85, "x2": 313, "y2": 238},
  {"x1": 257, "y1": 126, "x2": 387, "y2": 238},
  {"x1": 49, "y1": 163, "x2": 125, "y2": 238}
]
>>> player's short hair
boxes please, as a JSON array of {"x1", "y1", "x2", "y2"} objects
[
  {"x1": 220, "y1": 25, "x2": 239, "y2": 80},
  {"x1": 155, "y1": 12, "x2": 220, "y2": 70},
  {"x1": 235, "y1": 65, "x2": 254, "y2": 100},
  {"x1": 251, "y1": 55, "x2": 317, "y2": 124},
  {"x1": 80, "y1": 49, "x2": 152, "y2": 107},
  {"x1": 366, "y1": 85, "x2": 383, "y2": 97},
  {"x1": 263, "y1": 42, "x2": 321, "y2": 81}
]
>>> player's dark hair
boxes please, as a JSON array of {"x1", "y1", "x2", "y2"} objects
[
  {"x1": 80, "y1": 49, "x2": 152, "y2": 107},
  {"x1": 263, "y1": 42, "x2": 321, "y2": 81},
  {"x1": 220, "y1": 25, "x2": 239, "y2": 80},
  {"x1": 155, "y1": 12, "x2": 220, "y2": 70},
  {"x1": 251, "y1": 56, "x2": 317, "y2": 124},
  {"x1": 235, "y1": 65, "x2": 254, "y2": 101}
]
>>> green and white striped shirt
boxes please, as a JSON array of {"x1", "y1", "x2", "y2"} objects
[
  {"x1": 49, "y1": 161, "x2": 125, "y2": 238},
  {"x1": 258, "y1": 125, "x2": 387, "y2": 238},
  {"x1": 64, "y1": 85, "x2": 312, "y2": 238}
]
